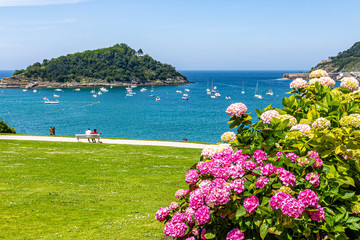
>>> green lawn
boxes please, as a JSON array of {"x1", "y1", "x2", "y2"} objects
[{"x1": 0, "y1": 140, "x2": 201, "y2": 239}]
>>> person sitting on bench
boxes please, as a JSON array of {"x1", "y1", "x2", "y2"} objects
[
  {"x1": 91, "y1": 129, "x2": 102, "y2": 143},
  {"x1": 85, "y1": 128, "x2": 91, "y2": 143}
]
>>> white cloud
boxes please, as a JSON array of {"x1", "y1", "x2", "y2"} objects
[{"x1": 0, "y1": 0, "x2": 88, "y2": 7}]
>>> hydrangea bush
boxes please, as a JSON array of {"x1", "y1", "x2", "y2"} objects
[{"x1": 156, "y1": 69, "x2": 360, "y2": 239}]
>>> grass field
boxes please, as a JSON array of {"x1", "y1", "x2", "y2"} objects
[{"x1": 0, "y1": 140, "x2": 201, "y2": 239}]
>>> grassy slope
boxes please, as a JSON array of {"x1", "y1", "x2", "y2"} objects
[{"x1": 0, "y1": 140, "x2": 201, "y2": 239}]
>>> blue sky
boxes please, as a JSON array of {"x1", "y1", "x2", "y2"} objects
[{"x1": 0, "y1": 0, "x2": 359, "y2": 70}]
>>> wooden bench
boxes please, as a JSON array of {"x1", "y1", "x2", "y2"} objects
[{"x1": 75, "y1": 134, "x2": 101, "y2": 142}]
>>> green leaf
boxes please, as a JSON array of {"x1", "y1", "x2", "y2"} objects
[
  {"x1": 334, "y1": 225, "x2": 345, "y2": 232},
  {"x1": 236, "y1": 206, "x2": 247, "y2": 218},
  {"x1": 346, "y1": 217, "x2": 360, "y2": 224},
  {"x1": 204, "y1": 233, "x2": 216, "y2": 239},
  {"x1": 340, "y1": 191, "x2": 355, "y2": 200},
  {"x1": 260, "y1": 222, "x2": 269, "y2": 239}
]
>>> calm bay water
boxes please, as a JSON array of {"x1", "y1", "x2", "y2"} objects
[{"x1": 1, "y1": 70, "x2": 305, "y2": 143}]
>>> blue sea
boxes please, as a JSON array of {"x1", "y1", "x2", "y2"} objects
[{"x1": 0, "y1": 70, "x2": 306, "y2": 143}]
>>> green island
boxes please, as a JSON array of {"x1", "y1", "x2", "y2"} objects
[
  {"x1": 0, "y1": 44, "x2": 189, "y2": 88},
  {"x1": 0, "y1": 140, "x2": 200, "y2": 239}
]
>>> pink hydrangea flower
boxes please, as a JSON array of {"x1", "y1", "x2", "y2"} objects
[
  {"x1": 286, "y1": 152, "x2": 299, "y2": 163},
  {"x1": 253, "y1": 150, "x2": 267, "y2": 166},
  {"x1": 230, "y1": 179, "x2": 246, "y2": 194},
  {"x1": 185, "y1": 207, "x2": 195, "y2": 225},
  {"x1": 243, "y1": 196, "x2": 259, "y2": 213},
  {"x1": 171, "y1": 212, "x2": 187, "y2": 223},
  {"x1": 260, "y1": 110, "x2": 280, "y2": 124},
  {"x1": 226, "y1": 103, "x2": 248, "y2": 117},
  {"x1": 280, "y1": 196, "x2": 305, "y2": 218},
  {"x1": 298, "y1": 189, "x2": 319, "y2": 207},
  {"x1": 164, "y1": 221, "x2": 187, "y2": 238},
  {"x1": 278, "y1": 170, "x2": 296, "y2": 186},
  {"x1": 290, "y1": 124, "x2": 311, "y2": 135},
  {"x1": 155, "y1": 207, "x2": 170, "y2": 222},
  {"x1": 290, "y1": 78, "x2": 308, "y2": 89},
  {"x1": 228, "y1": 164, "x2": 245, "y2": 179},
  {"x1": 226, "y1": 228, "x2": 245, "y2": 240},
  {"x1": 189, "y1": 189, "x2": 205, "y2": 209},
  {"x1": 306, "y1": 173, "x2": 320, "y2": 187},
  {"x1": 306, "y1": 204, "x2": 325, "y2": 221},
  {"x1": 205, "y1": 178, "x2": 231, "y2": 206},
  {"x1": 276, "y1": 151, "x2": 284, "y2": 161},
  {"x1": 262, "y1": 163, "x2": 277, "y2": 176},
  {"x1": 308, "y1": 150, "x2": 320, "y2": 159},
  {"x1": 340, "y1": 77, "x2": 359, "y2": 90},
  {"x1": 201, "y1": 229, "x2": 207, "y2": 240},
  {"x1": 175, "y1": 189, "x2": 189, "y2": 198},
  {"x1": 169, "y1": 202, "x2": 179, "y2": 210},
  {"x1": 312, "y1": 158, "x2": 323, "y2": 168},
  {"x1": 319, "y1": 77, "x2": 335, "y2": 87},
  {"x1": 242, "y1": 160, "x2": 257, "y2": 170},
  {"x1": 194, "y1": 205, "x2": 211, "y2": 225},
  {"x1": 199, "y1": 180, "x2": 212, "y2": 194},
  {"x1": 185, "y1": 170, "x2": 199, "y2": 184},
  {"x1": 256, "y1": 176, "x2": 269, "y2": 189},
  {"x1": 270, "y1": 191, "x2": 292, "y2": 210},
  {"x1": 186, "y1": 237, "x2": 196, "y2": 240}
]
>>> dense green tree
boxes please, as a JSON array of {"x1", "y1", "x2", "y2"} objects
[{"x1": 14, "y1": 44, "x2": 186, "y2": 83}]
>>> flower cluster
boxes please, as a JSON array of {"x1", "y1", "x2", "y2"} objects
[
  {"x1": 275, "y1": 114, "x2": 298, "y2": 127},
  {"x1": 157, "y1": 146, "x2": 329, "y2": 239},
  {"x1": 308, "y1": 78, "x2": 319, "y2": 85},
  {"x1": 226, "y1": 228, "x2": 245, "y2": 240},
  {"x1": 312, "y1": 117, "x2": 331, "y2": 128},
  {"x1": 290, "y1": 78, "x2": 308, "y2": 89},
  {"x1": 201, "y1": 144, "x2": 231, "y2": 159},
  {"x1": 226, "y1": 102, "x2": 248, "y2": 117},
  {"x1": 319, "y1": 77, "x2": 336, "y2": 87},
  {"x1": 308, "y1": 150, "x2": 323, "y2": 168},
  {"x1": 221, "y1": 131, "x2": 237, "y2": 143},
  {"x1": 306, "y1": 173, "x2": 320, "y2": 187},
  {"x1": 260, "y1": 110, "x2": 280, "y2": 124},
  {"x1": 340, "y1": 115, "x2": 360, "y2": 128},
  {"x1": 309, "y1": 69, "x2": 328, "y2": 78},
  {"x1": 290, "y1": 124, "x2": 311, "y2": 135},
  {"x1": 340, "y1": 77, "x2": 359, "y2": 90}
]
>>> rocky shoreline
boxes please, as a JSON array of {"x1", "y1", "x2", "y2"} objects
[
  {"x1": 0, "y1": 74, "x2": 192, "y2": 89},
  {"x1": 283, "y1": 72, "x2": 360, "y2": 80}
]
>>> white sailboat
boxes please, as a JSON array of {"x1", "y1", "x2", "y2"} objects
[
  {"x1": 266, "y1": 90, "x2": 274, "y2": 95},
  {"x1": 241, "y1": 81, "x2": 245, "y2": 94},
  {"x1": 254, "y1": 81, "x2": 263, "y2": 99}
]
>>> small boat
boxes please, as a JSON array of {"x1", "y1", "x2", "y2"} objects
[
  {"x1": 54, "y1": 89, "x2": 62, "y2": 92},
  {"x1": 22, "y1": 89, "x2": 27, "y2": 92},
  {"x1": 90, "y1": 90, "x2": 95, "y2": 94},
  {"x1": 214, "y1": 86, "x2": 217, "y2": 90},
  {"x1": 254, "y1": 81, "x2": 263, "y2": 99},
  {"x1": 176, "y1": 89, "x2": 182, "y2": 93},
  {"x1": 183, "y1": 93, "x2": 188, "y2": 97},
  {"x1": 44, "y1": 100, "x2": 59, "y2": 104},
  {"x1": 184, "y1": 88, "x2": 190, "y2": 92},
  {"x1": 150, "y1": 95, "x2": 155, "y2": 97},
  {"x1": 140, "y1": 88, "x2": 147, "y2": 92},
  {"x1": 33, "y1": 89, "x2": 37, "y2": 93},
  {"x1": 75, "y1": 88, "x2": 80, "y2": 91},
  {"x1": 215, "y1": 92, "x2": 221, "y2": 97},
  {"x1": 43, "y1": 97, "x2": 48, "y2": 100},
  {"x1": 207, "y1": 91, "x2": 211, "y2": 95},
  {"x1": 92, "y1": 94, "x2": 97, "y2": 98},
  {"x1": 131, "y1": 85, "x2": 137, "y2": 88},
  {"x1": 100, "y1": 87, "x2": 109, "y2": 92},
  {"x1": 156, "y1": 96, "x2": 160, "y2": 101},
  {"x1": 266, "y1": 90, "x2": 274, "y2": 95},
  {"x1": 53, "y1": 94, "x2": 59, "y2": 98},
  {"x1": 225, "y1": 96, "x2": 231, "y2": 100},
  {"x1": 98, "y1": 91, "x2": 102, "y2": 95},
  {"x1": 241, "y1": 81, "x2": 245, "y2": 94},
  {"x1": 110, "y1": 85, "x2": 113, "y2": 89},
  {"x1": 126, "y1": 93, "x2": 133, "y2": 97},
  {"x1": 210, "y1": 95, "x2": 216, "y2": 99},
  {"x1": 182, "y1": 96, "x2": 189, "y2": 100}
]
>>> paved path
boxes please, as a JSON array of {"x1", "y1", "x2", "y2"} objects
[{"x1": 0, "y1": 135, "x2": 208, "y2": 149}]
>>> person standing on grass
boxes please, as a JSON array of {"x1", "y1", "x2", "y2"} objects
[
  {"x1": 91, "y1": 129, "x2": 102, "y2": 143},
  {"x1": 85, "y1": 128, "x2": 91, "y2": 143}
]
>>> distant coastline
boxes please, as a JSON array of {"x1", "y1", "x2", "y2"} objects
[
  {"x1": 0, "y1": 74, "x2": 192, "y2": 89},
  {"x1": 283, "y1": 72, "x2": 360, "y2": 80}
]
